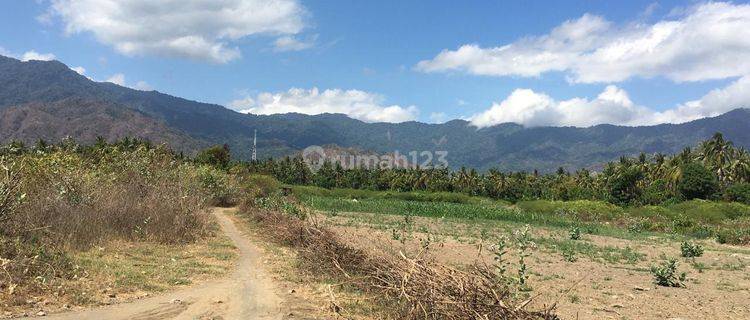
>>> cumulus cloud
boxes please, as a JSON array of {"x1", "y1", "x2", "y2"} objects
[
  {"x1": 105, "y1": 73, "x2": 151, "y2": 91},
  {"x1": 229, "y1": 88, "x2": 419, "y2": 123},
  {"x1": 0, "y1": 48, "x2": 57, "y2": 61},
  {"x1": 470, "y1": 78, "x2": 750, "y2": 128},
  {"x1": 47, "y1": 0, "x2": 307, "y2": 63},
  {"x1": 417, "y1": 2, "x2": 750, "y2": 83},
  {"x1": 70, "y1": 66, "x2": 86, "y2": 75},
  {"x1": 0, "y1": 47, "x2": 13, "y2": 57},
  {"x1": 20, "y1": 50, "x2": 56, "y2": 61},
  {"x1": 106, "y1": 73, "x2": 126, "y2": 86},
  {"x1": 133, "y1": 81, "x2": 153, "y2": 91},
  {"x1": 651, "y1": 76, "x2": 750, "y2": 124},
  {"x1": 273, "y1": 35, "x2": 316, "y2": 52}
]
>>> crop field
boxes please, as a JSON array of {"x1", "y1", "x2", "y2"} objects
[
  {"x1": 295, "y1": 186, "x2": 750, "y2": 242},
  {"x1": 295, "y1": 187, "x2": 750, "y2": 319}
]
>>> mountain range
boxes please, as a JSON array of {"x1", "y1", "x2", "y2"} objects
[{"x1": 1, "y1": 54, "x2": 749, "y2": 172}]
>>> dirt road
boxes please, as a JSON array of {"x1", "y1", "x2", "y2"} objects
[{"x1": 27, "y1": 208, "x2": 284, "y2": 320}]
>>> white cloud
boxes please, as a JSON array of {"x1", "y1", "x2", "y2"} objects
[
  {"x1": 106, "y1": 73, "x2": 126, "y2": 86},
  {"x1": 273, "y1": 35, "x2": 316, "y2": 52},
  {"x1": 0, "y1": 48, "x2": 57, "y2": 62},
  {"x1": 230, "y1": 87, "x2": 418, "y2": 123},
  {"x1": 20, "y1": 50, "x2": 56, "y2": 61},
  {"x1": 70, "y1": 66, "x2": 86, "y2": 75},
  {"x1": 133, "y1": 81, "x2": 152, "y2": 91},
  {"x1": 47, "y1": 0, "x2": 307, "y2": 63},
  {"x1": 651, "y1": 76, "x2": 750, "y2": 124},
  {"x1": 417, "y1": 2, "x2": 750, "y2": 83},
  {"x1": 105, "y1": 73, "x2": 151, "y2": 91},
  {"x1": 228, "y1": 96, "x2": 255, "y2": 110},
  {"x1": 471, "y1": 78, "x2": 750, "y2": 128}
]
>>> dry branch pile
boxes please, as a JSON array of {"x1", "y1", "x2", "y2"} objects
[{"x1": 240, "y1": 197, "x2": 558, "y2": 319}]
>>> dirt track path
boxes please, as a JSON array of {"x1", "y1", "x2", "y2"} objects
[{"x1": 28, "y1": 208, "x2": 284, "y2": 320}]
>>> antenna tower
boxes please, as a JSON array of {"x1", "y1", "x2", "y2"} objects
[{"x1": 252, "y1": 129, "x2": 257, "y2": 162}]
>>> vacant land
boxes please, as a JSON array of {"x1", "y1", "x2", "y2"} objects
[
  {"x1": 3, "y1": 139, "x2": 747, "y2": 319},
  {"x1": 295, "y1": 188, "x2": 750, "y2": 319}
]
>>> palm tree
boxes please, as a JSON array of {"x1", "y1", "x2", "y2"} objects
[{"x1": 699, "y1": 132, "x2": 734, "y2": 184}]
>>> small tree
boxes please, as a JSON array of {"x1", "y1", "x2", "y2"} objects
[
  {"x1": 677, "y1": 162, "x2": 718, "y2": 200},
  {"x1": 313, "y1": 161, "x2": 337, "y2": 189},
  {"x1": 196, "y1": 144, "x2": 231, "y2": 169},
  {"x1": 607, "y1": 166, "x2": 643, "y2": 206}
]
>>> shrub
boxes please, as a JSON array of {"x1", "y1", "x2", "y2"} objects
[
  {"x1": 0, "y1": 159, "x2": 23, "y2": 223},
  {"x1": 2, "y1": 146, "x2": 212, "y2": 247},
  {"x1": 196, "y1": 165, "x2": 239, "y2": 206},
  {"x1": 641, "y1": 179, "x2": 674, "y2": 205},
  {"x1": 195, "y1": 144, "x2": 231, "y2": 169},
  {"x1": 680, "y1": 241, "x2": 704, "y2": 258},
  {"x1": 245, "y1": 174, "x2": 281, "y2": 197},
  {"x1": 725, "y1": 183, "x2": 750, "y2": 205},
  {"x1": 561, "y1": 247, "x2": 578, "y2": 262},
  {"x1": 677, "y1": 162, "x2": 719, "y2": 200},
  {"x1": 650, "y1": 258, "x2": 686, "y2": 287},
  {"x1": 568, "y1": 226, "x2": 581, "y2": 240},
  {"x1": 0, "y1": 144, "x2": 214, "y2": 306},
  {"x1": 715, "y1": 223, "x2": 750, "y2": 245}
]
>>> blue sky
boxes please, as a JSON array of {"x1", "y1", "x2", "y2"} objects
[{"x1": 2, "y1": 0, "x2": 750, "y2": 126}]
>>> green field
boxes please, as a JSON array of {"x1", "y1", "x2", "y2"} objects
[{"x1": 293, "y1": 186, "x2": 750, "y2": 244}]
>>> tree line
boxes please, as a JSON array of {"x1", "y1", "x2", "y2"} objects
[
  {"x1": 238, "y1": 133, "x2": 750, "y2": 206},
  {"x1": 3, "y1": 133, "x2": 748, "y2": 206}
]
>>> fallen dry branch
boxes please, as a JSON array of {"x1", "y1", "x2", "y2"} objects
[{"x1": 240, "y1": 198, "x2": 558, "y2": 320}]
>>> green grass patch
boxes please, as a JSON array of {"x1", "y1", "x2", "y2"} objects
[
  {"x1": 291, "y1": 185, "x2": 503, "y2": 205},
  {"x1": 73, "y1": 235, "x2": 236, "y2": 294},
  {"x1": 299, "y1": 187, "x2": 750, "y2": 243},
  {"x1": 537, "y1": 237, "x2": 645, "y2": 264}
]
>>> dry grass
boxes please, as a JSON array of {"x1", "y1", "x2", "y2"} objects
[
  {"x1": 1, "y1": 231, "x2": 237, "y2": 316},
  {"x1": 3, "y1": 148, "x2": 212, "y2": 247},
  {"x1": 239, "y1": 196, "x2": 558, "y2": 320},
  {"x1": 0, "y1": 145, "x2": 229, "y2": 311}
]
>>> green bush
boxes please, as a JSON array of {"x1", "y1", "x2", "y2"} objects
[
  {"x1": 677, "y1": 162, "x2": 719, "y2": 200},
  {"x1": 246, "y1": 174, "x2": 281, "y2": 197},
  {"x1": 641, "y1": 179, "x2": 675, "y2": 205},
  {"x1": 196, "y1": 165, "x2": 239, "y2": 206},
  {"x1": 715, "y1": 221, "x2": 750, "y2": 245},
  {"x1": 725, "y1": 183, "x2": 750, "y2": 205},
  {"x1": 517, "y1": 200, "x2": 622, "y2": 221},
  {"x1": 569, "y1": 226, "x2": 582, "y2": 240},
  {"x1": 607, "y1": 166, "x2": 644, "y2": 206},
  {"x1": 650, "y1": 258, "x2": 686, "y2": 287},
  {"x1": 669, "y1": 200, "x2": 750, "y2": 223},
  {"x1": 195, "y1": 144, "x2": 231, "y2": 169},
  {"x1": 680, "y1": 241, "x2": 704, "y2": 258}
]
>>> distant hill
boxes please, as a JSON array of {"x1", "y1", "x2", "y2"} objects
[
  {"x1": 0, "y1": 98, "x2": 204, "y2": 151},
  {"x1": 1, "y1": 55, "x2": 749, "y2": 172}
]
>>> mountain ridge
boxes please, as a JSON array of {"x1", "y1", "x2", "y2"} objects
[{"x1": 1, "y1": 55, "x2": 749, "y2": 172}]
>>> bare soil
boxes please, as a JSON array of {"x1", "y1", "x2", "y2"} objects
[{"x1": 322, "y1": 211, "x2": 750, "y2": 320}]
